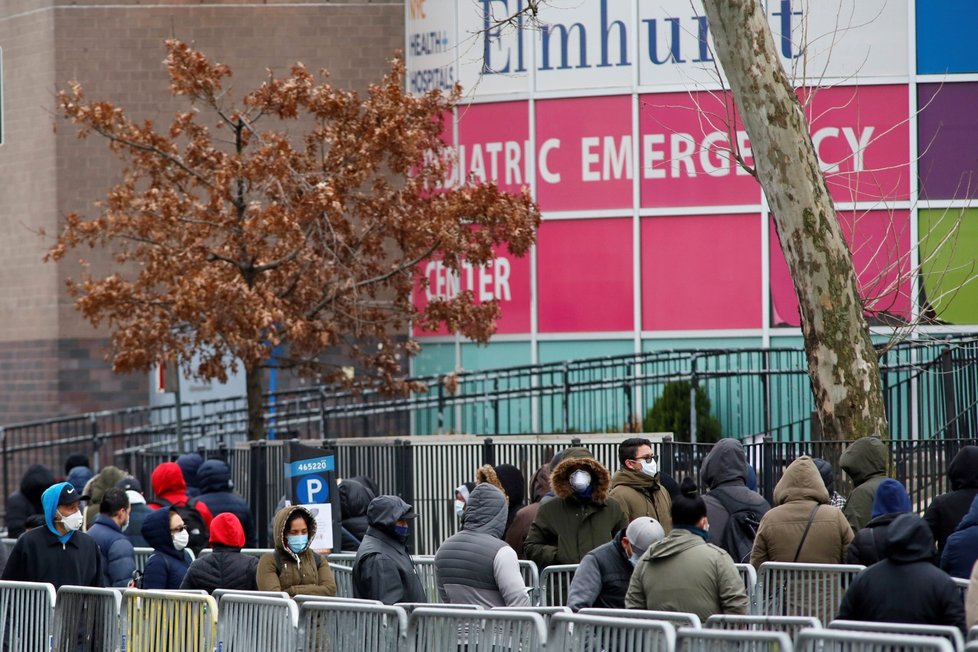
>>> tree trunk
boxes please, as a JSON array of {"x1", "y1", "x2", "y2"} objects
[
  {"x1": 702, "y1": 0, "x2": 888, "y2": 441},
  {"x1": 245, "y1": 364, "x2": 266, "y2": 441}
]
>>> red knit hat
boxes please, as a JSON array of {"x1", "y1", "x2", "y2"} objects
[{"x1": 208, "y1": 512, "x2": 245, "y2": 547}]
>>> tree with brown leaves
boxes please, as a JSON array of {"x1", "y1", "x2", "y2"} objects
[{"x1": 47, "y1": 40, "x2": 541, "y2": 440}]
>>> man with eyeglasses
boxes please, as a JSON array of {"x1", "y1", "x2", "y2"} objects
[{"x1": 609, "y1": 438, "x2": 673, "y2": 531}]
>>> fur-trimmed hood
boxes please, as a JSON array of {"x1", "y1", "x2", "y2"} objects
[
  {"x1": 475, "y1": 465, "x2": 508, "y2": 501},
  {"x1": 551, "y1": 455, "x2": 612, "y2": 504}
]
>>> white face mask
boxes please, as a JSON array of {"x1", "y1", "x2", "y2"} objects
[
  {"x1": 121, "y1": 518, "x2": 130, "y2": 533},
  {"x1": 172, "y1": 530, "x2": 190, "y2": 551},
  {"x1": 454, "y1": 500, "x2": 465, "y2": 518},
  {"x1": 569, "y1": 470, "x2": 592, "y2": 492},
  {"x1": 640, "y1": 458, "x2": 658, "y2": 478},
  {"x1": 59, "y1": 509, "x2": 84, "y2": 532}
]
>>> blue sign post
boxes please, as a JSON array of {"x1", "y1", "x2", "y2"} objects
[{"x1": 284, "y1": 442, "x2": 341, "y2": 552}]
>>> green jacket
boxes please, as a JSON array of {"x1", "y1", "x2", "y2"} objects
[
  {"x1": 257, "y1": 505, "x2": 336, "y2": 598},
  {"x1": 523, "y1": 454, "x2": 627, "y2": 569},
  {"x1": 625, "y1": 528, "x2": 748, "y2": 622},
  {"x1": 608, "y1": 467, "x2": 673, "y2": 532},
  {"x1": 840, "y1": 437, "x2": 888, "y2": 532}
]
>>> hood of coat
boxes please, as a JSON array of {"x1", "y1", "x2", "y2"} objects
[
  {"x1": 871, "y1": 479, "x2": 912, "y2": 519},
  {"x1": 647, "y1": 527, "x2": 704, "y2": 560},
  {"x1": 700, "y1": 438, "x2": 748, "y2": 489},
  {"x1": 87, "y1": 466, "x2": 127, "y2": 504},
  {"x1": 366, "y1": 495, "x2": 415, "y2": 531},
  {"x1": 773, "y1": 456, "x2": 830, "y2": 506},
  {"x1": 954, "y1": 493, "x2": 978, "y2": 532},
  {"x1": 272, "y1": 505, "x2": 318, "y2": 557},
  {"x1": 20, "y1": 464, "x2": 56, "y2": 504},
  {"x1": 176, "y1": 453, "x2": 204, "y2": 489},
  {"x1": 141, "y1": 506, "x2": 180, "y2": 554},
  {"x1": 840, "y1": 436, "x2": 887, "y2": 486},
  {"x1": 209, "y1": 512, "x2": 245, "y2": 548},
  {"x1": 883, "y1": 513, "x2": 937, "y2": 563},
  {"x1": 66, "y1": 466, "x2": 94, "y2": 493},
  {"x1": 151, "y1": 462, "x2": 188, "y2": 501},
  {"x1": 494, "y1": 464, "x2": 526, "y2": 507},
  {"x1": 197, "y1": 459, "x2": 232, "y2": 494},
  {"x1": 552, "y1": 454, "x2": 612, "y2": 503},
  {"x1": 462, "y1": 483, "x2": 508, "y2": 538},
  {"x1": 339, "y1": 477, "x2": 376, "y2": 519},
  {"x1": 812, "y1": 458, "x2": 836, "y2": 495},
  {"x1": 948, "y1": 446, "x2": 978, "y2": 490},
  {"x1": 41, "y1": 482, "x2": 76, "y2": 544}
]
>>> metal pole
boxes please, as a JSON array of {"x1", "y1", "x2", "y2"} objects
[
  {"x1": 174, "y1": 375, "x2": 185, "y2": 455},
  {"x1": 689, "y1": 356, "x2": 699, "y2": 444}
]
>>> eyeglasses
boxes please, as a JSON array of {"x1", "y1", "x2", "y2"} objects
[
  {"x1": 632, "y1": 455, "x2": 656, "y2": 463},
  {"x1": 170, "y1": 525, "x2": 187, "y2": 534}
]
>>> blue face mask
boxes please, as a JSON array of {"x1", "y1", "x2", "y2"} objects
[
  {"x1": 287, "y1": 534, "x2": 308, "y2": 553},
  {"x1": 394, "y1": 525, "x2": 409, "y2": 538}
]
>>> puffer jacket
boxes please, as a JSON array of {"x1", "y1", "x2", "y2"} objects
[
  {"x1": 608, "y1": 467, "x2": 672, "y2": 532},
  {"x1": 339, "y1": 476, "x2": 376, "y2": 543},
  {"x1": 925, "y1": 445, "x2": 978, "y2": 555},
  {"x1": 353, "y1": 496, "x2": 427, "y2": 604},
  {"x1": 523, "y1": 449, "x2": 627, "y2": 570},
  {"x1": 435, "y1": 482, "x2": 529, "y2": 607},
  {"x1": 941, "y1": 493, "x2": 978, "y2": 579},
  {"x1": 567, "y1": 528, "x2": 633, "y2": 611},
  {"x1": 177, "y1": 453, "x2": 204, "y2": 497},
  {"x1": 751, "y1": 456, "x2": 853, "y2": 569},
  {"x1": 701, "y1": 439, "x2": 771, "y2": 558},
  {"x1": 88, "y1": 513, "x2": 136, "y2": 587},
  {"x1": 257, "y1": 506, "x2": 336, "y2": 597},
  {"x1": 181, "y1": 513, "x2": 258, "y2": 593},
  {"x1": 840, "y1": 436, "x2": 888, "y2": 532},
  {"x1": 141, "y1": 507, "x2": 192, "y2": 590},
  {"x1": 5, "y1": 464, "x2": 55, "y2": 538},
  {"x1": 194, "y1": 460, "x2": 256, "y2": 548},
  {"x1": 82, "y1": 466, "x2": 128, "y2": 529},
  {"x1": 625, "y1": 528, "x2": 748, "y2": 622},
  {"x1": 846, "y1": 479, "x2": 912, "y2": 567}
]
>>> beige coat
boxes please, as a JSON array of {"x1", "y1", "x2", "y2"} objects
[
  {"x1": 257, "y1": 505, "x2": 336, "y2": 598},
  {"x1": 608, "y1": 467, "x2": 673, "y2": 532},
  {"x1": 750, "y1": 456, "x2": 854, "y2": 569}
]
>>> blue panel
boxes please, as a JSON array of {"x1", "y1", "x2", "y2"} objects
[{"x1": 917, "y1": 2, "x2": 978, "y2": 74}]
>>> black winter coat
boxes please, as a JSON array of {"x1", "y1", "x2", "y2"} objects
[
  {"x1": 837, "y1": 514, "x2": 965, "y2": 633},
  {"x1": 180, "y1": 546, "x2": 259, "y2": 593},
  {"x1": 339, "y1": 477, "x2": 375, "y2": 543},
  {"x1": 845, "y1": 513, "x2": 903, "y2": 567},
  {"x1": 940, "y1": 494, "x2": 978, "y2": 579},
  {"x1": 195, "y1": 460, "x2": 257, "y2": 548},
  {"x1": 5, "y1": 464, "x2": 56, "y2": 538},
  {"x1": 924, "y1": 445, "x2": 978, "y2": 555},
  {"x1": 353, "y1": 496, "x2": 427, "y2": 605}
]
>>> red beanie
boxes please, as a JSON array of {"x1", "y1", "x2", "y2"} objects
[{"x1": 208, "y1": 512, "x2": 245, "y2": 547}]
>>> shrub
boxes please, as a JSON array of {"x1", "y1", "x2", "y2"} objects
[{"x1": 643, "y1": 381, "x2": 722, "y2": 443}]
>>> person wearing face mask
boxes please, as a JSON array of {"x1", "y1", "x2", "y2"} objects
[
  {"x1": 2, "y1": 481, "x2": 103, "y2": 588},
  {"x1": 609, "y1": 438, "x2": 673, "y2": 531},
  {"x1": 140, "y1": 507, "x2": 193, "y2": 589},
  {"x1": 567, "y1": 517, "x2": 665, "y2": 611},
  {"x1": 453, "y1": 482, "x2": 475, "y2": 523},
  {"x1": 523, "y1": 447, "x2": 627, "y2": 571},
  {"x1": 352, "y1": 495, "x2": 427, "y2": 604},
  {"x1": 257, "y1": 505, "x2": 336, "y2": 597},
  {"x1": 87, "y1": 488, "x2": 136, "y2": 587},
  {"x1": 183, "y1": 513, "x2": 259, "y2": 593},
  {"x1": 626, "y1": 477, "x2": 747, "y2": 621}
]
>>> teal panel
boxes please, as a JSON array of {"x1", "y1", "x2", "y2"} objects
[
  {"x1": 642, "y1": 337, "x2": 763, "y2": 352},
  {"x1": 461, "y1": 342, "x2": 532, "y2": 371},
  {"x1": 413, "y1": 342, "x2": 457, "y2": 377},
  {"x1": 538, "y1": 340, "x2": 634, "y2": 364},
  {"x1": 455, "y1": 342, "x2": 533, "y2": 436}
]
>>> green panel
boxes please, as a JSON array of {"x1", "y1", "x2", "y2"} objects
[
  {"x1": 413, "y1": 342, "x2": 457, "y2": 377},
  {"x1": 458, "y1": 342, "x2": 533, "y2": 436},
  {"x1": 461, "y1": 342, "x2": 532, "y2": 371},
  {"x1": 919, "y1": 208, "x2": 978, "y2": 324},
  {"x1": 539, "y1": 340, "x2": 634, "y2": 364},
  {"x1": 642, "y1": 337, "x2": 764, "y2": 352}
]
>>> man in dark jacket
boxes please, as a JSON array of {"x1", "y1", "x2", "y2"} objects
[
  {"x1": 339, "y1": 476, "x2": 376, "y2": 546},
  {"x1": 840, "y1": 435, "x2": 889, "y2": 532},
  {"x1": 700, "y1": 438, "x2": 771, "y2": 562},
  {"x1": 567, "y1": 516, "x2": 665, "y2": 611},
  {"x1": 435, "y1": 476, "x2": 530, "y2": 607},
  {"x1": 353, "y1": 495, "x2": 427, "y2": 604},
  {"x1": 837, "y1": 513, "x2": 965, "y2": 632},
  {"x1": 194, "y1": 459, "x2": 257, "y2": 548},
  {"x1": 5, "y1": 464, "x2": 56, "y2": 538},
  {"x1": 88, "y1": 488, "x2": 136, "y2": 587},
  {"x1": 846, "y1": 479, "x2": 912, "y2": 567},
  {"x1": 925, "y1": 445, "x2": 978, "y2": 555},
  {"x1": 177, "y1": 453, "x2": 204, "y2": 498},
  {"x1": 2, "y1": 482, "x2": 103, "y2": 588},
  {"x1": 181, "y1": 513, "x2": 258, "y2": 593},
  {"x1": 117, "y1": 476, "x2": 151, "y2": 548},
  {"x1": 941, "y1": 493, "x2": 978, "y2": 579}
]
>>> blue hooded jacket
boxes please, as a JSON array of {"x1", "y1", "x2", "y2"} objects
[
  {"x1": 177, "y1": 453, "x2": 204, "y2": 498},
  {"x1": 871, "y1": 479, "x2": 912, "y2": 519},
  {"x1": 195, "y1": 460, "x2": 257, "y2": 548},
  {"x1": 940, "y1": 493, "x2": 978, "y2": 579},
  {"x1": 141, "y1": 507, "x2": 192, "y2": 589}
]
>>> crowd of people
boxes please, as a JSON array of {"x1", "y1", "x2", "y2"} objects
[{"x1": 1, "y1": 440, "x2": 977, "y2": 634}]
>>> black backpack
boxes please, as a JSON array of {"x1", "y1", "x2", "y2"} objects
[
  {"x1": 710, "y1": 490, "x2": 762, "y2": 563},
  {"x1": 154, "y1": 496, "x2": 209, "y2": 556}
]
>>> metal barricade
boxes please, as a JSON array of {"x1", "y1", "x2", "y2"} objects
[
  {"x1": 796, "y1": 628, "x2": 957, "y2": 652},
  {"x1": 408, "y1": 606, "x2": 546, "y2": 651},
  {"x1": 326, "y1": 552, "x2": 356, "y2": 567},
  {"x1": 132, "y1": 547, "x2": 155, "y2": 572},
  {"x1": 828, "y1": 620, "x2": 965, "y2": 652},
  {"x1": 0, "y1": 580, "x2": 56, "y2": 652},
  {"x1": 299, "y1": 601, "x2": 407, "y2": 652},
  {"x1": 396, "y1": 602, "x2": 479, "y2": 615},
  {"x1": 970, "y1": 626, "x2": 978, "y2": 642},
  {"x1": 491, "y1": 605, "x2": 570, "y2": 626},
  {"x1": 1, "y1": 538, "x2": 17, "y2": 559},
  {"x1": 121, "y1": 588, "x2": 217, "y2": 652},
  {"x1": 954, "y1": 577, "x2": 969, "y2": 602},
  {"x1": 211, "y1": 589, "x2": 289, "y2": 603},
  {"x1": 216, "y1": 593, "x2": 298, "y2": 652},
  {"x1": 53, "y1": 585, "x2": 122, "y2": 652},
  {"x1": 410, "y1": 556, "x2": 438, "y2": 603},
  {"x1": 538, "y1": 564, "x2": 579, "y2": 607},
  {"x1": 549, "y1": 612, "x2": 675, "y2": 652},
  {"x1": 705, "y1": 614, "x2": 821, "y2": 642},
  {"x1": 579, "y1": 608, "x2": 701, "y2": 629},
  {"x1": 519, "y1": 560, "x2": 540, "y2": 603},
  {"x1": 967, "y1": 642, "x2": 978, "y2": 652},
  {"x1": 735, "y1": 563, "x2": 757, "y2": 611},
  {"x1": 677, "y1": 626, "x2": 794, "y2": 652},
  {"x1": 756, "y1": 562, "x2": 864, "y2": 622},
  {"x1": 294, "y1": 595, "x2": 382, "y2": 607},
  {"x1": 328, "y1": 563, "x2": 354, "y2": 598}
]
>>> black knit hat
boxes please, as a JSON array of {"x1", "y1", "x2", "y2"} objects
[{"x1": 671, "y1": 477, "x2": 707, "y2": 526}]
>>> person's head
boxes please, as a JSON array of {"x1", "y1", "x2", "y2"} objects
[
  {"x1": 812, "y1": 458, "x2": 836, "y2": 495},
  {"x1": 99, "y1": 487, "x2": 131, "y2": 529},
  {"x1": 169, "y1": 508, "x2": 190, "y2": 551},
  {"x1": 64, "y1": 453, "x2": 90, "y2": 476},
  {"x1": 454, "y1": 482, "x2": 475, "y2": 518},
  {"x1": 279, "y1": 506, "x2": 316, "y2": 556},
  {"x1": 366, "y1": 495, "x2": 417, "y2": 542},
  {"x1": 44, "y1": 482, "x2": 88, "y2": 536},
  {"x1": 619, "y1": 438, "x2": 656, "y2": 476},
  {"x1": 209, "y1": 512, "x2": 246, "y2": 550},
  {"x1": 622, "y1": 517, "x2": 666, "y2": 564},
  {"x1": 871, "y1": 479, "x2": 912, "y2": 519},
  {"x1": 672, "y1": 477, "x2": 708, "y2": 529}
]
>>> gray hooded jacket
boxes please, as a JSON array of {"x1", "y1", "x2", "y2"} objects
[
  {"x1": 352, "y1": 495, "x2": 427, "y2": 604},
  {"x1": 700, "y1": 439, "x2": 771, "y2": 558},
  {"x1": 434, "y1": 483, "x2": 530, "y2": 607}
]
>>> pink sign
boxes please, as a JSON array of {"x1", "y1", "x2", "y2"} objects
[
  {"x1": 456, "y1": 102, "x2": 530, "y2": 194},
  {"x1": 535, "y1": 96, "x2": 634, "y2": 211},
  {"x1": 799, "y1": 85, "x2": 910, "y2": 203},
  {"x1": 639, "y1": 92, "x2": 761, "y2": 208},
  {"x1": 642, "y1": 214, "x2": 763, "y2": 330},
  {"x1": 412, "y1": 242, "x2": 532, "y2": 337},
  {"x1": 770, "y1": 210, "x2": 911, "y2": 327},
  {"x1": 537, "y1": 218, "x2": 633, "y2": 332}
]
